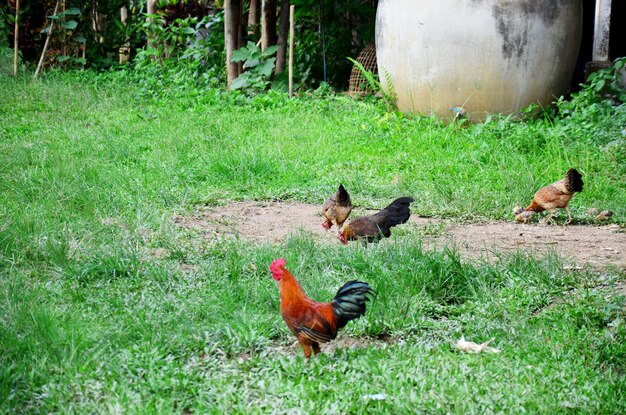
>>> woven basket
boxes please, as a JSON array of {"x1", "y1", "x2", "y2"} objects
[{"x1": 348, "y1": 44, "x2": 378, "y2": 95}]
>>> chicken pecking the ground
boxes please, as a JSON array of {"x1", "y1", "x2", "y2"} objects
[
  {"x1": 321, "y1": 184, "x2": 352, "y2": 232},
  {"x1": 269, "y1": 258, "x2": 375, "y2": 358},
  {"x1": 523, "y1": 168, "x2": 584, "y2": 224},
  {"x1": 338, "y1": 197, "x2": 415, "y2": 245}
]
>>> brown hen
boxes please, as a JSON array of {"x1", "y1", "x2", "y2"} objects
[
  {"x1": 524, "y1": 168, "x2": 584, "y2": 224},
  {"x1": 321, "y1": 184, "x2": 352, "y2": 232}
]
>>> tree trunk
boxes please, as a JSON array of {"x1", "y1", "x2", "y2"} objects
[
  {"x1": 91, "y1": 0, "x2": 103, "y2": 43},
  {"x1": 119, "y1": 6, "x2": 130, "y2": 63},
  {"x1": 275, "y1": 0, "x2": 289, "y2": 73},
  {"x1": 147, "y1": 0, "x2": 156, "y2": 16},
  {"x1": 248, "y1": 0, "x2": 260, "y2": 36},
  {"x1": 146, "y1": 0, "x2": 156, "y2": 51},
  {"x1": 261, "y1": 0, "x2": 277, "y2": 51},
  {"x1": 13, "y1": 0, "x2": 19, "y2": 77},
  {"x1": 224, "y1": 0, "x2": 242, "y2": 87},
  {"x1": 238, "y1": 0, "x2": 245, "y2": 75}
]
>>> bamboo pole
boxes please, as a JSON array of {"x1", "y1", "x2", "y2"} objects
[
  {"x1": 146, "y1": 0, "x2": 156, "y2": 54},
  {"x1": 260, "y1": 0, "x2": 267, "y2": 51},
  {"x1": 288, "y1": 5, "x2": 294, "y2": 98},
  {"x1": 13, "y1": 0, "x2": 19, "y2": 77},
  {"x1": 34, "y1": 0, "x2": 61, "y2": 80}
]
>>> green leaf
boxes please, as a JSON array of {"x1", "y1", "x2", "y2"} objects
[
  {"x1": 57, "y1": 55, "x2": 72, "y2": 62},
  {"x1": 594, "y1": 79, "x2": 606, "y2": 91},
  {"x1": 61, "y1": 20, "x2": 78, "y2": 30},
  {"x1": 258, "y1": 58, "x2": 275, "y2": 77},
  {"x1": 230, "y1": 73, "x2": 251, "y2": 90},
  {"x1": 231, "y1": 47, "x2": 251, "y2": 62},
  {"x1": 63, "y1": 7, "x2": 81, "y2": 16},
  {"x1": 243, "y1": 58, "x2": 261, "y2": 69},
  {"x1": 262, "y1": 45, "x2": 279, "y2": 58},
  {"x1": 74, "y1": 36, "x2": 87, "y2": 43},
  {"x1": 182, "y1": 27, "x2": 195, "y2": 34},
  {"x1": 48, "y1": 15, "x2": 60, "y2": 20},
  {"x1": 75, "y1": 58, "x2": 87, "y2": 65}
]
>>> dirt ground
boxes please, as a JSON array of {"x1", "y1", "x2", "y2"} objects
[{"x1": 174, "y1": 201, "x2": 625, "y2": 272}]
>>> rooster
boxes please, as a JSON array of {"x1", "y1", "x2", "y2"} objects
[
  {"x1": 321, "y1": 184, "x2": 352, "y2": 232},
  {"x1": 523, "y1": 168, "x2": 584, "y2": 224},
  {"x1": 269, "y1": 258, "x2": 375, "y2": 358},
  {"x1": 338, "y1": 197, "x2": 415, "y2": 245}
]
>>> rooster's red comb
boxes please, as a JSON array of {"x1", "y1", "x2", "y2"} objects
[{"x1": 270, "y1": 258, "x2": 287, "y2": 272}]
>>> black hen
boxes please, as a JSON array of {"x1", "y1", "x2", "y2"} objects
[{"x1": 339, "y1": 197, "x2": 415, "y2": 244}]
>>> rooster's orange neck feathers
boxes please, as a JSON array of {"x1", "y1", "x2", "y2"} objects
[{"x1": 278, "y1": 268, "x2": 306, "y2": 303}]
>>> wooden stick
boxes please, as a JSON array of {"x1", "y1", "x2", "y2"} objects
[
  {"x1": 34, "y1": 0, "x2": 61, "y2": 80},
  {"x1": 592, "y1": 0, "x2": 612, "y2": 62},
  {"x1": 13, "y1": 0, "x2": 19, "y2": 77},
  {"x1": 288, "y1": 5, "x2": 294, "y2": 98}
]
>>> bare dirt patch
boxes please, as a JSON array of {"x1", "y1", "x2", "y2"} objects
[
  {"x1": 437, "y1": 222, "x2": 625, "y2": 270},
  {"x1": 174, "y1": 201, "x2": 626, "y2": 271}
]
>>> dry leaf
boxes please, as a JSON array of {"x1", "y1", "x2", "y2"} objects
[
  {"x1": 454, "y1": 336, "x2": 500, "y2": 354},
  {"x1": 362, "y1": 393, "x2": 387, "y2": 401}
]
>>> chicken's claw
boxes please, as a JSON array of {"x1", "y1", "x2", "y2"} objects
[
  {"x1": 596, "y1": 210, "x2": 613, "y2": 221},
  {"x1": 515, "y1": 210, "x2": 534, "y2": 224}
]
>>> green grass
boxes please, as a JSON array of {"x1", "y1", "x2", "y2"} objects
[{"x1": 1, "y1": 60, "x2": 625, "y2": 413}]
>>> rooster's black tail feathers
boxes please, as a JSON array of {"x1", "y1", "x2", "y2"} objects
[{"x1": 331, "y1": 280, "x2": 375, "y2": 329}]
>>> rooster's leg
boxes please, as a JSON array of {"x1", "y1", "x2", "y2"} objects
[
  {"x1": 312, "y1": 342, "x2": 321, "y2": 355},
  {"x1": 564, "y1": 206, "x2": 573, "y2": 225},
  {"x1": 298, "y1": 337, "x2": 314, "y2": 358}
]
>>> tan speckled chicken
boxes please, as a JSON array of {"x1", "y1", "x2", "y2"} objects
[
  {"x1": 321, "y1": 184, "x2": 352, "y2": 232},
  {"x1": 523, "y1": 168, "x2": 584, "y2": 224}
]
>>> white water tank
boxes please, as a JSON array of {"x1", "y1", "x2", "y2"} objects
[{"x1": 376, "y1": 0, "x2": 582, "y2": 121}]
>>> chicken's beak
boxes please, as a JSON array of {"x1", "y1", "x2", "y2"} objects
[{"x1": 338, "y1": 234, "x2": 347, "y2": 245}]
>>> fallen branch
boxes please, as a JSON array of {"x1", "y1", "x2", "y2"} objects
[{"x1": 34, "y1": 0, "x2": 61, "y2": 80}]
